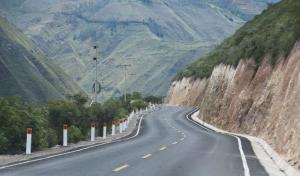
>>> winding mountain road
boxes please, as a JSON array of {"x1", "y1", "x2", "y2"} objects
[{"x1": 0, "y1": 105, "x2": 268, "y2": 176}]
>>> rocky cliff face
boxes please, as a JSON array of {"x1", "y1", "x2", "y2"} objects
[{"x1": 167, "y1": 41, "x2": 300, "y2": 170}]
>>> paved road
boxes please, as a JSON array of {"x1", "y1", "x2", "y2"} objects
[{"x1": 0, "y1": 105, "x2": 268, "y2": 176}]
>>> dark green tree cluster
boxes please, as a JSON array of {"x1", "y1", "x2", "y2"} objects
[
  {"x1": 0, "y1": 97, "x2": 50, "y2": 154},
  {"x1": 47, "y1": 93, "x2": 92, "y2": 144},
  {"x1": 0, "y1": 92, "x2": 162, "y2": 154}
]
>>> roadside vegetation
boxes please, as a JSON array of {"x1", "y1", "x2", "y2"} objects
[
  {"x1": 0, "y1": 93, "x2": 162, "y2": 154},
  {"x1": 174, "y1": 0, "x2": 300, "y2": 80}
]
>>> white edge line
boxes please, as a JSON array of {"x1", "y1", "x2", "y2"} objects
[
  {"x1": 0, "y1": 116, "x2": 144, "y2": 170},
  {"x1": 235, "y1": 136, "x2": 250, "y2": 176},
  {"x1": 185, "y1": 109, "x2": 214, "y2": 132},
  {"x1": 186, "y1": 109, "x2": 250, "y2": 176}
]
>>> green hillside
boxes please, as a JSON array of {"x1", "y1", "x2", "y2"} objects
[
  {"x1": 0, "y1": 16, "x2": 82, "y2": 102},
  {"x1": 175, "y1": 0, "x2": 300, "y2": 80}
]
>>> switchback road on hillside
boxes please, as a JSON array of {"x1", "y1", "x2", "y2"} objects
[{"x1": 0, "y1": 105, "x2": 268, "y2": 176}]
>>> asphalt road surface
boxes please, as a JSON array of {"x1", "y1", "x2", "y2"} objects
[{"x1": 0, "y1": 105, "x2": 268, "y2": 176}]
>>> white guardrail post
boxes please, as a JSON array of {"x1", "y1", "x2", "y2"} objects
[
  {"x1": 112, "y1": 121, "x2": 116, "y2": 136},
  {"x1": 119, "y1": 119, "x2": 123, "y2": 133},
  {"x1": 26, "y1": 128, "x2": 32, "y2": 154},
  {"x1": 103, "y1": 123, "x2": 107, "y2": 139},
  {"x1": 129, "y1": 112, "x2": 132, "y2": 121},
  {"x1": 63, "y1": 124, "x2": 68, "y2": 146},
  {"x1": 91, "y1": 123, "x2": 96, "y2": 142},
  {"x1": 123, "y1": 118, "x2": 126, "y2": 130}
]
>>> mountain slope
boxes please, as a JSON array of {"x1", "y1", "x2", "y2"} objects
[
  {"x1": 175, "y1": 0, "x2": 299, "y2": 80},
  {"x1": 0, "y1": 0, "x2": 271, "y2": 100},
  {"x1": 0, "y1": 16, "x2": 82, "y2": 102},
  {"x1": 168, "y1": 0, "x2": 300, "y2": 170}
]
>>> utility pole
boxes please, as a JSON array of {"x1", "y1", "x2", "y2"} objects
[
  {"x1": 127, "y1": 73, "x2": 136, "y2": 95},
  {"x1": 118, "y1": 64, "x2": 131, "y2": 102},
  {"x1": 92, "y1": 45, "x2": 101, "y2": 104}
]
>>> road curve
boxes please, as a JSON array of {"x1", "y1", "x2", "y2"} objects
[{"x1": 0, "y1": 105, "x2": 268, "y2": 176}]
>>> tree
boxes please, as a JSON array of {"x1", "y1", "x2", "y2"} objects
[
  {"x1": 0, "y1": 97, "x2": 50, "y2": 153},
  {"x1": 66, "y1": 93, "x2": 89, "y2": 106}
]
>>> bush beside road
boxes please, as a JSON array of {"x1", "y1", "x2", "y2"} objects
[{"x1": 0, "y1": 92, "x2": 162, "y2": 154}]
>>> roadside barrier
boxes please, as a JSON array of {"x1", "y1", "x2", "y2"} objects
[
  {"x1": 63, "y1": 124, "x2": 68, "y2": 146},
  {"x1": 91, "y1": 123, "x2": 96, "y2": 141},
  {"x1": 23, "y1": 108, "x2": 149, "y2": 153},
  {"x1": 119, "y1": 119, "x2": 123, "y2": 133},
  {"x1": 123, "y1": 118, "x2": 126, "y2": 130},
  {"x1": 103, "y1": 123, "x2": 107, "y2": 139},
  {"x1": 26, "y1": 128, "x2": 32, "y2": 155},
  {"x1": 112, "y1": 121, "x2": 116, "y2": 136}
]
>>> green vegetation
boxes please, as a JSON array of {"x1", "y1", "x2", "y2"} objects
[
  {"x1": 0, "y1": 16, "x2": 82, "y2": 102},
  {"x1": 0, "y1": 93, "x2": 161, "y2": 154},
  {"x1": 0, "y1": 97, "x2": 50, "y2": 153},
  {"x1": 175, "y1": 0, "x2": 300, "y2": 80}
]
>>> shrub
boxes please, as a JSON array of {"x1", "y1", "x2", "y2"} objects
[
  {"x1": 0, "y1": 132, "x2": 8, "y2": 152},
  {"x1": 68, "y1": 125, "x2": 82, "y2": 143},
  {"x1": 130, "y1": 99, "x2": 147, "y2": 110},
  {"x1": 47, "y1": 128, "x2": 58, "y2": 147},
  {"x1": 0, "y1": 97, "x2": 49, "y2": 153},
  {"x1": 0, "y1": 92, "x2": 160, "y2": 153}
]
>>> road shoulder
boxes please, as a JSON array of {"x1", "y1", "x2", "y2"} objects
[{"x1": 189, "y1": 109, "x2": 300, "y2": 176}]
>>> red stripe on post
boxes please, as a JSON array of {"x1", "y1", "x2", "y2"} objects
[
  {"x1": 91, "y1": 123, "x2": 96, "y2": 128},
  {"x1": 112, "y1": 121, "x2": 115, "y2": 125},
  {"x1": 63, "y1": 124, "x2": 68, "y2": 129},
  {"x1": 27, "y1": 128, "x2": 32, "y2": 134}
]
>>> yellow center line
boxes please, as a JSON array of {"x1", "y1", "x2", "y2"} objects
[
  {"x1": 159, "y1": 146, "x2": 167, "y2": 151},
  {"x1": 113, "y1": 164, "x2": 129, "y2": 172},
  {"x1": 142, "y1": 154, "x2": 152, "y2": 159}
]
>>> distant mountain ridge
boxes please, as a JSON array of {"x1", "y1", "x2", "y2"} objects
[
  {"x1": 0, "y1": 0, "x2": 273, "y2": 100},
  {"x1": 0, "y1": 16, "x2": 82, "y2": 102}
]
